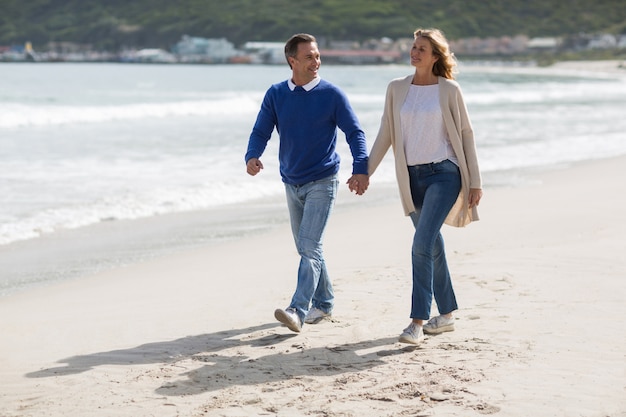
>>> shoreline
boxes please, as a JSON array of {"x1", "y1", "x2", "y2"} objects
[
  {"x1": 0, "y1": 180, "x2": 400, "y2": 298},
  {"x1": 460, "y1": 58, "x2": 626, "y2": 79},
  {"x1": 548, "y1": 58, "x2": 626, "y2": 75},
  {"x1": 1, "y1": 155, "x2": 625, "y2": 416},
  {"x1": 0, "y1": 153, "x2": 619, "y2": 299},
  {"x1": 0, "y1": 155, "x2": 602, "y2": 299}
]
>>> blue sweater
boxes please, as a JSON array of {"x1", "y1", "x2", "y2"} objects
[{"x1": 245, "y1": 79, "x2": 368, "y2": 185}]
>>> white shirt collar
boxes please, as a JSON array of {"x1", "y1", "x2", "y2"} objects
[{"x1": 288, "y1": 77, "x2": 321, "y2": 91}]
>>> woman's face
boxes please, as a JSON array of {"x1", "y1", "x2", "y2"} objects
[{"x1": 410, "y1": 36, "x2": 438, "y2": 70}]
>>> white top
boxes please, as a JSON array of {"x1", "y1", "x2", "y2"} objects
[{"x1": 400, "y1": 84, "x2": 457, "y2": 166}]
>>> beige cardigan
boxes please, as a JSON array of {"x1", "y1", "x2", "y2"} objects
[{"x1": 368, "y1": 75, "x2": 482, "y2": 227}]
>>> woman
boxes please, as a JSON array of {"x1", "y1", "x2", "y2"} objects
[{"x1": 364, "y1": 28, "x2": 483, "y2": 344}]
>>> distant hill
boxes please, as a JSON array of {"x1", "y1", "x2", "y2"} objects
[{"x1": 1, "y1": 0, "x2": 625, "y2": 51}]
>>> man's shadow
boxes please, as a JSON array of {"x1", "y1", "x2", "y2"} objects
[{"x1": 26, "y1": 322, "x2": 416, "y2": 396}]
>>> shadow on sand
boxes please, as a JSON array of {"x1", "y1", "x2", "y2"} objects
[{"x1": 27, "y1": 322, "x2": 417, "y2": 396}]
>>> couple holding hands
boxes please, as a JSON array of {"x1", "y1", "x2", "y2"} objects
[{"x1": 245, "y1": 29, "x2": 482, "y2": 344}]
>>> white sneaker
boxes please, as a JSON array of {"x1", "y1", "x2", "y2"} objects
[
  {"x1": 274, "y1": 307, "x2": 302, "y2": 333},
  {"x1": 304, "y1": 307, "x2": 331, "y2": 324},
  {"x1": 398, "y1": 323, "x2": 424, "y2": 344},
  {"x1": 423, "y1": 315, "x2": 455, "y2": 335}
]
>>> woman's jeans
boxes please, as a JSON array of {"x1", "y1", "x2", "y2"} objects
[
  {"x1": 285, "y1": 174, "x2": 338, "y2": 322},
  {"x1": 408, "y1": 160, "x2": 461, "y2": 320}
]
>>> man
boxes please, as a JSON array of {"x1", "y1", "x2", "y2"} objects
[{"x1": 245, "y1": 33, "x2": 369, "y2": 333}]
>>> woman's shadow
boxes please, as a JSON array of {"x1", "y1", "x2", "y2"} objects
[{"x1": 26, "y1": 322, "x2": 416, "y2": 396}]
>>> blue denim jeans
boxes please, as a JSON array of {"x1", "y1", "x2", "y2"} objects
[
  {"x1": 284, "y1": 174, "x2": 338, "y2": 322},
  {"x1": 408, "y1": 160, "x2": 461, "y2": 320}
]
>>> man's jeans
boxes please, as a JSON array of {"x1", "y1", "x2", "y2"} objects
[
  {"x1": 408, "y1": 160, "x2": 461, "y2": 320},
  {"x1": 285, "y1": 174, "x2": 338, "y2": 322}
]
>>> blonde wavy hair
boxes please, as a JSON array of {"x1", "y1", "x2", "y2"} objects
[{"x1": 414, "y1": 28, "x2": 457, "y2": 79}]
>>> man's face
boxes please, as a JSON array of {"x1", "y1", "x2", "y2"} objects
[{"x1": 289, "y1": 41, "x2": 320, "y2": 84}]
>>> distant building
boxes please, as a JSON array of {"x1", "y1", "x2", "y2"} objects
[
  {"x1": 449, "y1": 35, "x2": 529, "y2": 55},
  {"x1": 0, "y1": 45, "x2": 27, "y2": 61},
  {"x1": 320, "y1": 49, "x2": 402, "y2": 64},
  {"x1": 242, "y1": 42, "x2": 285, "y2": 64},
  {"x1": 173, "y1": 35, "x2": 241, "y2": 63},
  {"x1": 588, "y1": 34, "x2": 617, "y2": 49},
  {"x1": 321, "y1": 37, "x2": 403, "y2": 64},
  {"x1": 527, "y1": 37, "x2": 561, "y2": 51},
  {"x1": 122, "y1": 48, "x2": 177, "y2": 63}
]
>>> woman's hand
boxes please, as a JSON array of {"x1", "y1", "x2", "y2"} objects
[{"x1": 469, "y1": 188, "x2": 483, "y2": 208}]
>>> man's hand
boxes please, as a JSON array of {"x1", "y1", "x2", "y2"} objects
[
  {"x1": 246, "y1": 158, "x2": 264, "y2": 176},
  {"x1": 347, "y1": 174, "x2": 369, "y2": 195}
]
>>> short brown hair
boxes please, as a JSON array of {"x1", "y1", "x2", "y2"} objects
[{"x1": 284, "y1": 33, "x2": 317, "y2": 68}]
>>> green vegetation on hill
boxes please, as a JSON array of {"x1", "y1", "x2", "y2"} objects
[{"x1": 1, "y1": 0, "x2": 625, "y2": 50}]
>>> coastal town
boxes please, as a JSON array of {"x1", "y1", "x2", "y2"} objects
[{"x1": 2, "y1": 31, "x2": 626, "y2": 64}]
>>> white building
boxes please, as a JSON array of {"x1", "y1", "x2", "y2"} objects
[
  {"x1": 527, "y1": 37, "x2": 561, "y2": 50},
  {"x1": 242, "y1": 42, "x2": 285, "y2": 64},
  {"x1": 588, "y1": 34, "x2": 618, "y2": 49},
  {"x1": 173, "y1": 35, "x2": 241, "y2": 63}
]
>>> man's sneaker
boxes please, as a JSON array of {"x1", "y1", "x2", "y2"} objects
[
  {"x1": 274, "y1": 307, "x2": 302, "y2": 333},
  {"x1": 423, "y1": 315, "x2": 455, "y2": 335},
  {"x1": 304, "y1": 307, "x2": 331, "y2": 324},
  {"x1": 398, "y1": 322, "x2": 424, "y2": 344}
]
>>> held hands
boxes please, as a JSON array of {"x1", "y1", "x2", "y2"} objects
[
  {"x1": 248, "y1": 159, "x2": 370, "y2": 196},
  {"x1": 246, "y1": 158, "x2": 264, "y2": 176},
  {"x1": 347, "y1": 174, "x2": 369, "y2": 195}
]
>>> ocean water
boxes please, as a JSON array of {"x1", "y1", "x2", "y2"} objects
[{"x1": 1, "y1": 62, "x2": 625, "y2": 295}]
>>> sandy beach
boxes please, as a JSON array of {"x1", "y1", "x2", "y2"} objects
[
  {"x1": 1, "y1": 151, "x2": 625, "y2": 416},
  {"x1": 1, "y1": 59, "x2": 626, "y2": 416}
]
